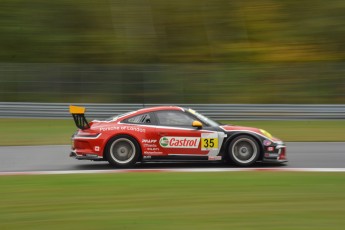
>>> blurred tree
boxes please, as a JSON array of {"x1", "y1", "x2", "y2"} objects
[{"x1": 0, "y1": 0, "x2": 344, "y2": 103}]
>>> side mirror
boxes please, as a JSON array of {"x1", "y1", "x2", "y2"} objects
[{"x1": 192, "y1": 120, "x2": 203, "y2": 129}]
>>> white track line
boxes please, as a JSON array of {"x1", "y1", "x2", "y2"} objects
[{"x1": 1, "y1": 168, "x2": 345, "y2": 176}]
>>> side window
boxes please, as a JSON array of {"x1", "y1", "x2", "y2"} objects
[
  {"x1": 125, "y1": 113, "x2": 151, "y2": 124},
  {"x1": 155, "y1": 111, "x2": 195, "y2": 126}
]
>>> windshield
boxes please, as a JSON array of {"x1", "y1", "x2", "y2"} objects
[{"x1": 187, "y1": 108, "x2": 220, "y2": 127}]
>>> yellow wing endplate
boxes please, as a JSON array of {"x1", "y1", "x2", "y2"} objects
[{"x1": 69, "y1": 105, "x2": 86, "y2": 114}]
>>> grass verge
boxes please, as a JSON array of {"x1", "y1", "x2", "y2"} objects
[
  {"x1": 0, "y1": 118, "x2": 344, "y2": 146},
  {"x1": 0, "y1": 172, "x2": 345, "y2": 230},
  {"x1": 226, "y1": 120, "x2": 345, "y2": 142},
  {"x1": 0, "y1": 118, "x2": 75, "y2": 146}
]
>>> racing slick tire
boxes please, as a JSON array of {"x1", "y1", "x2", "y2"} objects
[
  {"x1": 228, "y1": 135, "x2": 260, "y2": 167},
  {"x1": 105, "y1": 135, "x2": 141, "y2": 168}
]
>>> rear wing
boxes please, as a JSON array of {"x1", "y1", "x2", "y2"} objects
[{"x1": 69, "y1": 105, "x2": 90, "y2": 130}]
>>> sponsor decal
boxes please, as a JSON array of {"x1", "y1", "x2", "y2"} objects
[
  {"x1": 160, "y1": 137, "x2": 169, "y2": 147},
  {"x1": 146, "y1": 147, "x2": 160, "y2": 151},
  {"x1": 100, "y1": 126, "x2": 120, "y2": 131},
  {"x1": 143, "y1": 144, "x2": 158, "y2": 148},
  {"x1": 201, "y1": 133, "x2": 219, "y2": 150},
  {"x1": 144, "y1": 152, "x2": 163, "y2": 155},
  {"x1": 208, "y1": 156, "x2": 222, "y2": 161},
  {"x1": 267, "y1": 147, "x2": 274, "y2": 152},
  {"x1": 100, "y1": 126, "x2": 145, "y2": 133},
  {"x1": 142, "y1": 139, "x2": 157, "y2": 144},
  {"x1": 159, "y1": 136, "x2": 200, "y2": 148},
  {"x1": 121, "y1": 126, "x2": 146, "y2": 133},
  {"x1": 263, "y1": 140, "x2": 272, "y2": 146},
  {"x1": 95, "y1": 146, "x2": 100, "y2": 151},
  {"x1": 265, "y1": 153, "x2": 278, "y2": 158}
]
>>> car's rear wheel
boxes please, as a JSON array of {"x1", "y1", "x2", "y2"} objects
[
  {"x1": 228, "y1": 135, "x2": 260, "y2": 167},
  {"x1": 105, "y1": 135, "x2": 140, "y2": 168}
]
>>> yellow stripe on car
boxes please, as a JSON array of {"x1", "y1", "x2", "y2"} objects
[{"x1": 260, "y1": 129, "x2": 273, "y2": 139}]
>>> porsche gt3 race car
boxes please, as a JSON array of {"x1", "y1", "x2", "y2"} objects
[{"x1": 69, "y1": 105, "x2": 287, "y2": 167}]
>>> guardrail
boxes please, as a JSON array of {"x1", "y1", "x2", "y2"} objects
[{"x1": 0, "y1": 102, "x2": 344, "y2": 120}]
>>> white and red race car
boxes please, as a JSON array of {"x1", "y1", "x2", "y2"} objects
[{"x1": 70, "y1": 105, "x2": 287, "y2": 167}]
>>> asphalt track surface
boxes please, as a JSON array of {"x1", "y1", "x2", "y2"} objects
[{"x1": 0, "y1": 142, "x2": 344, "y2": 173}]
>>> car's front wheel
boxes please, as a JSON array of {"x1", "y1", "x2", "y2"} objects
[
  {"x1": 228, "y1": 135, "x2": 260, "y2": 167},
  {"x1": 105, "y1": 135, "x2": 140, "y2": 168}
]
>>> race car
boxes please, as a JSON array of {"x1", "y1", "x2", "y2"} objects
[{"x1": 69, "y1": 105, "x2": 287, "y2": 167}]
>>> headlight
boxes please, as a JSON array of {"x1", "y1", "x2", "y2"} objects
[{"x1": 260, "y1": 129, "x2": 273, "y2": 139}]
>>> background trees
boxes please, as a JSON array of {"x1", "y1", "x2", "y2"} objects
[{"x1": 0, "y1": 0, "x2": 344, "y2": 103}]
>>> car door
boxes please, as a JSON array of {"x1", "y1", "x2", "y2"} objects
[{"x1": 152, "y1": 110, "x2": 220, "y2": 158}]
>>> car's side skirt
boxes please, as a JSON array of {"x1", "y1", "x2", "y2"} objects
[{"x1": 142, "y1": 155, "x2": 222, "y2": 162}]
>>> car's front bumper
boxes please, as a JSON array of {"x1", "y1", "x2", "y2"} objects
[{"x1": 262, "y1": 141, "x2": 287, "y2": 163}]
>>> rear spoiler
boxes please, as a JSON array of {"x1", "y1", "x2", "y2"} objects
[{"x1": 69, "y1": 105, "x2": 90, "y2": 130}]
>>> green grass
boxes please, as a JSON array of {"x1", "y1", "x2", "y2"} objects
[
  {"x1": 226, "y1": 120, "x2": 345, "y2": 142},
  {"x1": 0, "y1": 172, "x2": 345, "y2": 230},
  {"x1": 0, "y1": 119, "x2": 344, "y2": 146},
  {"x1": 0, "y1": 119, "x2": 76, "y2": 146}
]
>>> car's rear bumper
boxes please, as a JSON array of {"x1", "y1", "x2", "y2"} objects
[{"x1": 70, "y1": 150, "x2": 104, "y2": 161}]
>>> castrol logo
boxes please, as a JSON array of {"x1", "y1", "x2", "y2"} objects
[{"x1": 159, "y1": 136, "x2": 200, "y2": 148}]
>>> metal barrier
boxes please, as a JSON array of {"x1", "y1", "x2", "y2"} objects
[{"x1": 0, "y1": 102, "x2": 344, "y2": 120}]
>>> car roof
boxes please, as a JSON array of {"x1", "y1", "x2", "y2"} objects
[
  {"x1": 136, "y1": 106, "x2": 184, "y2": 113},
  {"x1": 115, "y1": 106, "x2": 185, "y2": 121}
]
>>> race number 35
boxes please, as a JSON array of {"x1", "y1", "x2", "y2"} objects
[{"x1": 201, "y1": 133, "x2": 219, "y2": 150}]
